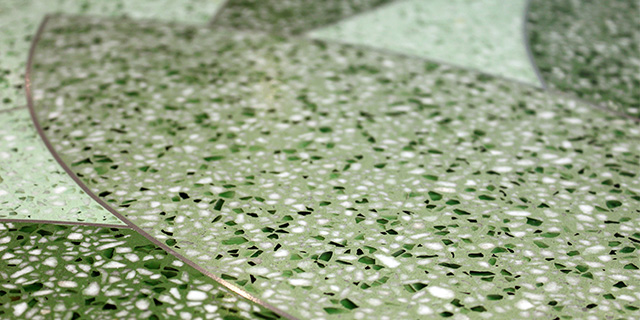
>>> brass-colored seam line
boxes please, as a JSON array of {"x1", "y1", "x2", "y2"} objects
[
  {"x1": 0, "y1": 219, "x2": 130, "y2": 229},
  {"x1": 523, "y1": 0, "x2": 547, "y2": 89},
  {"x1": 25, "y1": 15, "x2": 298, "y2": 320}
]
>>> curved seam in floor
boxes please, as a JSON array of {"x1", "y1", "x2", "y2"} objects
[
  {"x1": 523, "y1": 0, "x2": 547, "y2": 89},
  {"x1": 21, "y1": 12, "x2": 640, "y2": 319},
  {"x1": 522, "y1": 0, "x2": 639, "y2": 123},
  {"x1": 299, "y1": 0, "x2": 639, "y2": 122},
  {"x1": 24, "y1": 14, "x2": 298, "y2": 320},
  {"x1": 207, "y1": 1, "x2": 638, "y2": 123},
  {"x1": 208, "y1": 0, "x2": 232, "y2": 26}
]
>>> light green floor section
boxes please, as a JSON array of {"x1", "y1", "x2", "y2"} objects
[
  {"x1": 308, "y1": 0, "x2": 541, "y2": 86},
  {"x1": 0, "y1": 109, "x2": 121, "y2": 223},
  {"x1": 0, "y1": 0, "x2": 224, "y2": 223}
]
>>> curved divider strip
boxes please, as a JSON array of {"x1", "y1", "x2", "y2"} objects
[
  {"x1": 209, "y1": 0, "x2": 232, "y2": 26},
  {"x1": 210, "y1": 0, "x2": 637, "y2": 123},
  {"x1": 335, "y1": 10, "x2": 640, "y2": 123},
  {"x1": 24, "y1": 15, "x2": 297, "y2": 320},
  {"x1": 522, "y1": 0, "x2": 640, "y2": 122},
  {"x1": 522, "y1": 0, "x2": 547, "y2": 89}
]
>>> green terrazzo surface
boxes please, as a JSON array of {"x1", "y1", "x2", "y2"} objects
[
  {"x1": 0, "y1": 108, "x2": 120, "y2": 224},
  {"x1": 527, "y1": 0, "x2": 640, "y2": 118},
  {"x1": 308, "y1": 0, "x2": 540, "y2": 85},
  {"x1": 32, "y1": 15, "x2": 640, "y2": 319},
  {"x1": 0, "y1": 0, "x2": 225, "y2": 112},
  {"x1": 0, "y1": 0, "x2": 225, "y2": 223},
  {"x1": 212, "y1": 0, "x2": 396, "y2": 35},
  {"x1": 0, "y1": 222, "x2": 280, "y2": 320}
]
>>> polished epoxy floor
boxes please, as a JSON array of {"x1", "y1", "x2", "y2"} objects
[{"x1": 1, "y1": 1, "x2": 639, "y2": 319}]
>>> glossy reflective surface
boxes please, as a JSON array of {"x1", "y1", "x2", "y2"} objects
[{"x1": 1, "y1": 1, "x2": 639, "y2": 319}]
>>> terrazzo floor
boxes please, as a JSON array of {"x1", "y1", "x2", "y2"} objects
[{"x1": 1, "y1": 1, "x2": 639, "y2": 319}]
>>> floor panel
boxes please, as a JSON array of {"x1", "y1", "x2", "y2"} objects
[
  {"x1": 0, "y1": 221, "x2": 279, "y2": 320},
  {"x1": 309, "y1": 0, "x2": 541, "y2": 85},
  {"x1": 0, "y1": 108, "x2": 120, "y2": 224},
  {"x1": 527, "y1": 0, "x2": 640, "y2": 119},
  {"x1": 1, "y1": 1, "x2": 639, "y2": 319},
  {"x1": 29, "y1": 14, "x2": 640, "y2": 319}
]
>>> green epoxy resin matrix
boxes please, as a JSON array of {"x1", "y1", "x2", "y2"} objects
[
  {"x1": 0, "y1": 109, "x2": 120, "y2": 224},
  {"x1": 32, "y1": 15, "x2": 640, "y2": 320},
  {"x1": 0, "y1": 222, "x2": 281, "y2": 320},
  {"x1": 527, "y1": 0, "x2": 640, "y2": 119},
  {"x1": 0, "y1": 0, "x2": 226, "y2": 224}
]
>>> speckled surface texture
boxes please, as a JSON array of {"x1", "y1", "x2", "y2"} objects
[
  {"x1": 0, "y1": 0, "x2": 225, "y2": 224},
  {"x1": 31, "y1": 14, "x2": 640, "y2": 320},
  {"x1": 0, "y1": 222, "x2": 280, "y2": 320},
  {"x1": 0, "y1": 0, "x2": 224, "y2": 112},
  {"x1": 0, "y1": 108, "x2": 120, "y2": 224},
  {"x1": 212, "y1": 0, "x2": 396, "y2": 35},
  {"x1": 308, "y1": 0, "x2": 540, "y2": 85},
  {"x1": 527, "y1": 0, "x2": 640, "y2": 118}
]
